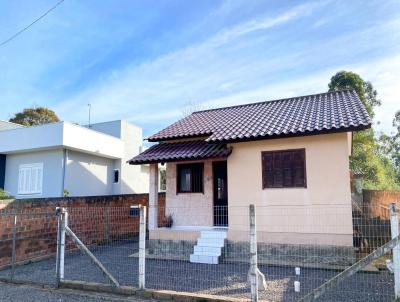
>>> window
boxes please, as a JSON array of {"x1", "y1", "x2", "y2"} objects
[
  {"x1": 262, "y1": 149, "x2": 306, "y2": 188},
  {"x1": 129, "y1": 206, "x2": 140, "y2": 217},
  {"x1": 177, "y1": 163, "x2": 203, "y2": 193},
  {"x1": 18, "y1": 163, "x2": 43, "y2": 195},
  {"x1": 159, "y1": 169, "x2": 166, "y2": 191},
  {"x1": 113, "y1": 169, "x2": 119, "y2": 183}
]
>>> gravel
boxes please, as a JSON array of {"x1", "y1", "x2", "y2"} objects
[
  {"x1": 0, "y1": 281, "x2": 153, "y2": 302},
  {"x1": 0, "y1": 241, "x2": 394, "y2": 301}
]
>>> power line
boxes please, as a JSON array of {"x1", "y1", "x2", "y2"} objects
[{"x1": 0, "y1": 0, "x2": 65, "y2": 48}]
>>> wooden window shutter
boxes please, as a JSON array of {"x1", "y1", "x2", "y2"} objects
[
  {"x1": 262, "y1": 149, "x2": 306, "y2": 189},
  {"x1": 272, "y1": 152, "x2": 283, "y2": 187},
  {"x1": 262, "y1": 152, "x2": 273, "y2": 188},
  {"x1": 282, "y1": 151, "x2": 293, "y2": 187},
  {"x1": 292, "y1": 150, "x2": 306, "y2": 187}
]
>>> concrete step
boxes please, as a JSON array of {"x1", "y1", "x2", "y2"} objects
[
  {"x1": 194, "y1": 245, "x2": 222, "y2": 255},
  {"x1": 197, "y1": 238, "x2": 225, "y2": 247},
  {"x1": 192, "y1": 249, "x2": 221, "y2": 257},
  {"x1": 200, "y1": 230, "x2": 227, "y2": 239},
  {"x1": 190, "y1": 254, "x2": 219, "y2": 264}
]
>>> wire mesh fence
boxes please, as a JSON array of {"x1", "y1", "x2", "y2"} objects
[
  {"x1": 62, "y1": 206, "x2": 141, "y2": 287},
  {"x1": 0, "y1": 210, "x2": 57, "y2": 285},
  {"x1": 0, "y1": 201, "x2": 397, "y2": 302},
  {"x1": 254, "y1": 203, "x2": 393, "y2": 302}
]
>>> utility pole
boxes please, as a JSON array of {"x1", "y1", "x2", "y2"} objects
[{"x1": 88, "y1": 103, "x2": 91, "y2": 128}]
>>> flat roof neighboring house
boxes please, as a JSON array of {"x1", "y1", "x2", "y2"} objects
[
  {"x1": 0, "y1": 120, "x2": 149, "y2": 198},
  {"x1": 0, "y1": 120, "x2": 24, "y2": 131},
  {"x1": 129, "y1": 89, "x2": 371, "y2": 265}
]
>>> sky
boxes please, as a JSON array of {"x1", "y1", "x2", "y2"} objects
[{"x1": 0, "y1": 0, "x2": 399, "y2": 138}]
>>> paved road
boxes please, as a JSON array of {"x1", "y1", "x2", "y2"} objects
[{"x1": 0, "y1": 282, "x2": 155, "y2": 302}]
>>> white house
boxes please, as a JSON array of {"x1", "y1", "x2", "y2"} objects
[{"x1": 0, "y1": 120, "x2": 149, "y2": 198}]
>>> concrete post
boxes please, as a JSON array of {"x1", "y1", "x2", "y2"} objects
[
  {"x1": 390, "y1": 203, "x2": 400, "y2": 298},
  {"x1": 149, "y1": 163, "x2": 159, "y2": 230},
  {"x1": 249, "y1": 204, "x2": 258, "y2": 302},
  {"x1": 139, "y1": 205, "x2": 147, "y2": 289},
  {"x1": 56, "y1": 207, "x2": 67, "y2": 287}
]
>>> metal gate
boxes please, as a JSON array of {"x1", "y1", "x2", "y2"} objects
[{"x1": 55, "y1": 205, "x2": 145, "y2": 289}]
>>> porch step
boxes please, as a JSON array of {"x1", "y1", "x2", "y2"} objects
[
  {"x1": 193, "y1": 245, "x2": 222, "y2": 256},
  {"x1": 190, "y1": 229, "x2": 227, "y2": 264},
  {"x1": 190, "y1": 254, "x2": 219, "y2": 264},
  {"x1": 197, "y1": 238, "x2": 225, "y2": 247}
]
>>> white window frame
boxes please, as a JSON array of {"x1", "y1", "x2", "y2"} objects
[{"x1": 18, "y1": 163, "x2": 43, "y2": 195}]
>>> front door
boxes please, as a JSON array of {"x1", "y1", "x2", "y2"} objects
[{"x1": 213, "y1": 161, "x2": 228, "y2": 226}]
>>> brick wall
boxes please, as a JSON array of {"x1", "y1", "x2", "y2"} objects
[
  {"x1": 362, "y1": 190, "x2": 400, "y2": 219},
  {"x1": 0, "y1": 193, "x2": 165, "y2": 267}
]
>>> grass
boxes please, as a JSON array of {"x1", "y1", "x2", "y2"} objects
[{"x1": 0, "y1": 189, "x2": 12, "y2": 200}]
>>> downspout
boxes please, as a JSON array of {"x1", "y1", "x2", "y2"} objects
[{"x1": 61, "y1": 149, "x2": 68, "y2": 197}]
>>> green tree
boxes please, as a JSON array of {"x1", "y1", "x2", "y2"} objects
[
  {"x1": 9, "y1": 107, "x2": 60, "y2": 126},
  {"x1": 328, "y1": 71, "x2": 399, "y2": 189},
  {"x1": 380, "y1": 111, "x2": 400, "y2": 183},
  {"x1": 328, "y1": 71, "x2": 381, "y2": 118}
]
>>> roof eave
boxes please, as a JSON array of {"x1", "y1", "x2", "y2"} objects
[{"x1": 128, "y1": 152, "x2": 232, "y2": 165}]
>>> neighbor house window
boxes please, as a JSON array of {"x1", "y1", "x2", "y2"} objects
[
  {"x1": 177, "y1": 163, "x2": 203, "y2": 193},
  {"x1": 262, "y1": 149, "x2": 306, "y2": 188},
  {"x1": 18, "y1": 163, "x2": 43, "y2": 195},
  {"x1": 113, "y1": 169, "x2": 119, "y2": 183}
]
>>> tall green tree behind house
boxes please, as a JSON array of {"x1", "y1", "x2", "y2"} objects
[
  {"x1": 328, "y1": 71, "x2": 400, "y2": 189},
  {"x1": 379, "y1": 111, "x2": 400, "y2": 183},
  {"x1": 328, "y1": 71, "x2": 381, "y2": 118},
  {"x1": 9, "y1": 107, "x2": 60, "y2": 126}
]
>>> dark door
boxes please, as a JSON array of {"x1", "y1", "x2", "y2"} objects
[{"x1": 213, "y1": 161, "x2": 228, "y2": 226}]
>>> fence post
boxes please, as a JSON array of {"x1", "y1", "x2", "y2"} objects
[
  {"x1": 390, "y1": 203, "x2": 400, "y2": 298},
  {"x1": 10, "y1": 214, "x2": 17, "y2": 280},
  {"x1": 56, "y1": 207, "x2": 68, "y2": 287},
  {"x1": 138, "y1": 205, "x2": 147, "y2": 289},
  {"x1": 249, "y1": 204, "x2": 258, "y2": 302}
]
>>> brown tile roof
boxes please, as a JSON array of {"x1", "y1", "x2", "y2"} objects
[
  {"x1": 147, "y1": 90, "x2": 371, "y2": 143},
  {"x1": 128, "y1": 140, "x2": 232, "y2": 164}
]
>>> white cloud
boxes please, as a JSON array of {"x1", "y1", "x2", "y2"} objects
[
  {"x1": 200, "y1": 54, "x2": 400, "y2": 134},
  {"x1": 55, "y1": 1, "x2": 326, "y2": 125},
  {"x1": 54, "y1": 1, "x2": 399, "y2": 137}
]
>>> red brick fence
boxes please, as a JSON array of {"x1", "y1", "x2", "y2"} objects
[{"x1": 0, "y1": 193, "x2": 165, "y2": 267}]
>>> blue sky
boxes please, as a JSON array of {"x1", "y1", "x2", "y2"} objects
[{"x1": 0, "y1": 0, "x2": 399, "y2": 137}]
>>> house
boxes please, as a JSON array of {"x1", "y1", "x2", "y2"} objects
[
  {"x1": 129, "y1": 90, "x2": 371, "y2": 265},
  {"x1": 0, "y1": 120, "x2": 149, "y2": 198}
]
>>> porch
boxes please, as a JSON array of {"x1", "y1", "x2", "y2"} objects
[
  {"x1": 128, "y1": 140, "x2": 232, "y2": 232},
  {"x1": 150, "y1": 225, "x2": 228, "y2": 241}
]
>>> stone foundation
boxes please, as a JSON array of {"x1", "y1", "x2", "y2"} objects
[
  {"x1": 148, "y1": 239, "x2": 196, "y2": 258},
  {"x1": 148, "y1": 239, "x2": 355, "y2": 266},
  {"x1": 226, "y1": 241, "x2": 355, "y2": 266}
]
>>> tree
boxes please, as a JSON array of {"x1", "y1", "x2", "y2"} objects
[
  {"x1": 328, "y1": 71, "x2": 400, "y2": 189},
  {"x1": 9, "y1": 107, "x2": 60, "y2": 126},
  {"x1": 328, "y1": 71, "x2": 381, "y2": 118},
  {"x1": 380, "y1": 110, "x2": 400, "y2": 183}
]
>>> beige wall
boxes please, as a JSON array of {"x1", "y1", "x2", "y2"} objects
[
  {"x1": 227, "y1": 132, "x2": 353, "y2": 246},
  {"x1": 165, "y1": 160, "x2": 214, "y2": 226}
]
